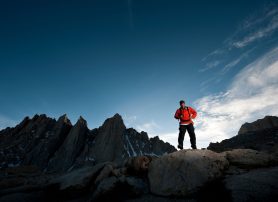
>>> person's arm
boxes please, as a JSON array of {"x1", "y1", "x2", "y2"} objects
[
  {"x1": 189, "y1": 107, "x2": 197, "y2": 119},
  {"x1": 174, "y1": 109, "x2": 180, "y2": 119}
]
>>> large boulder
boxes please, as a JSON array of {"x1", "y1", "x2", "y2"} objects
[{"x1": 147, "y1": 149, "x2": 229, "y2": 196}]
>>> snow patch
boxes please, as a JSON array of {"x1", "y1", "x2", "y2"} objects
[{"x1": 125, "y1": 133, "x2": 137, "y2": 156}]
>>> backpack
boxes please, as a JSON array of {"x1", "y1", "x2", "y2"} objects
[{"x1": 180, "y1": 106, "x2": 191, "y2": 121}]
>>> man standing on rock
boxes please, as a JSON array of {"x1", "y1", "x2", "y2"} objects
[{"x1": 174, "y1": 100, "x2": 197, "y2": 150}]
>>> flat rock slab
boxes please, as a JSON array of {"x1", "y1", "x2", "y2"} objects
[{"x1": 224, "y1": 149, "x2": 278, "y2": 168}]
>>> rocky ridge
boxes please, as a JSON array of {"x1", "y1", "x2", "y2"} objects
[{"x1": 0, "y1": 113, "x2": 176, "y2": 172}]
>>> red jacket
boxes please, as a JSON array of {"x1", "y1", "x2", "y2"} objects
[{"x1": 174, "y1": 106, "x2": 197, "y2": 125}]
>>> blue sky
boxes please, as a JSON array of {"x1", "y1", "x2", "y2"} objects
[{"x1": 1, "y1": 0, "x2": 278, "y2": 149}]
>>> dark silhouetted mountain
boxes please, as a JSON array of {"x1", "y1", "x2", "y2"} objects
[
  {"x1": 0, "y1": 113, "x2": 176, "y2": 172},
  {"x1": 208, "y1": 116, "x2": 278, "y2": 153}
]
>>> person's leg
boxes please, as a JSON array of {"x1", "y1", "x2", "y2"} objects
[
  {"x1": 178, "y1": 125, "x2": 186, "y2": 149},
  {"x1": 186, "y1": 123, "x2": 197, "y2": 149}
]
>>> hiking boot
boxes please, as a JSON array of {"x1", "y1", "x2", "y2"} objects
[{"x1": 177, "y1": 144, "x2": 183, "y2": 150}]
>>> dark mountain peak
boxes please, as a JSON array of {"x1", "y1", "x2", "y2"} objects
[
  {"x1": 112, "y1": 113, "x2": 123, "y2": 121},
  {"x1": 32, "y1": 113, "x2": 46, "y2": 119},
  {"x1": 22, "y1": 115, "x2": 30, "y2": 121},
  {"x1": 150, "y1": 136, "x2": 160, "y2": 141},
  {"x1": 57, "y1": 114, "x2": 72, "y2": 125},
  {"x1": 89, "y1": 113, "x2": 127, "y2": 164},
  {"x1": 18, "y1": 116, "x2": 30, "y2": 126},
  {"x1": 238, "y1": 115, "x2": 278, "y2": 135},
  {"x1": 76, "y1": 115, "x2": 87, "y2": 126},
  {"x1": 32, "y1": 114, "x2": 40, "y2": 119},
  {"x1": 114, "y1": 113, "x2": 121, "y2": 117},
  {"x1": 31, "y1": 113, "x2": 54, "y2": 123},
  {"x1": 101, "y1": 113, "x2": 126, "y2": 129}
]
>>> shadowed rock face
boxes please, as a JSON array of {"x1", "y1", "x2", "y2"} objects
[
  {"x1": 87, "y1": 113, "x2": 127, "y2": 165},
  {"x1": 0, "y1": 113, "x2": 176, "y2": 172},
  {"x1": 23, "y1": 114, "x2": 73, "y2": 171},
  {"x1": 46, "y1": 116, "x2": 89, "y2": 172},
  {"x1": 238, "y1": 116, "x2": 278, "y2": 135},
  {"x1": 208, "y1": 116, "x2": 278, "y2": 153}
]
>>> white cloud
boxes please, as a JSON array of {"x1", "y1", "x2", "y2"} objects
[
  {"x1": 199, "y1": 60, "x2": 221, "y2": 72},
  {"x1": 193, "y1": 47, "x2": 278, "y2": 148}
]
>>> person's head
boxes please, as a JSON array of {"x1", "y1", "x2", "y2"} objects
[{"x1": 179, "y1": 100, "x2": 185, "y2": 108}]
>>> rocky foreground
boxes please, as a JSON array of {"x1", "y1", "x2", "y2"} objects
[{"x1": 0, "y1": 115, "x2": 278, "y2": 201}]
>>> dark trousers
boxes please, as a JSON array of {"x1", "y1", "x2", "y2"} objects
[{"x1": 178, "y1": 123, "x2": 196, "y2": 149}]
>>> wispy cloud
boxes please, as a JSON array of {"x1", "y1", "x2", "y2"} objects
[
  {"x1": 232, "y1": 15, "x2": 278, "y2": 48},
  {"x1": 220, "y1": 46, "x2": 256, "y2": 75},
  {"x1": 225, "y1": 5, "x2": 278, "y2": 49},
  {"x1": 229, "y1": 6, "x2": 278, "y2": 48},
  {"x1": 199, "y1": 60, "x2": 221, "y2": 72},
  {"x1": 240, "y1": 7, "x2": 278, "y2": 30},
  {"x1": 201, "y1": 4, "x2": 278, "y2": 76},
  {"x1": 201, "y1": 49, "x2": 224, "y2": 62}
]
